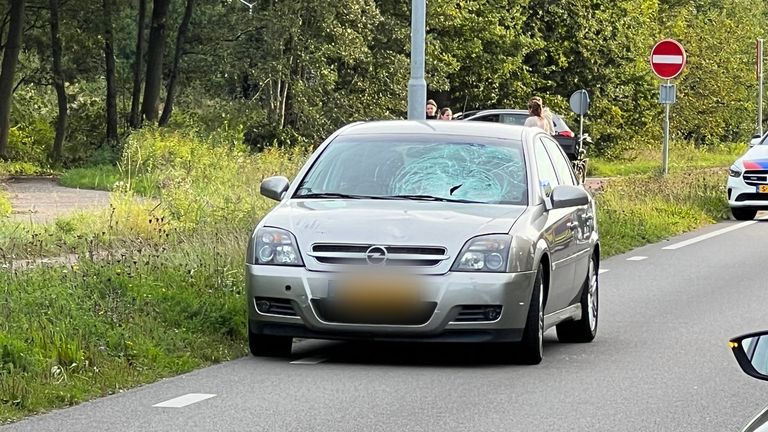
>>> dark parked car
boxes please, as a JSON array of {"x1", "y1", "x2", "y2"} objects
[{"x1": 461, "y1": 109, "x2": 593, "y2": 183}]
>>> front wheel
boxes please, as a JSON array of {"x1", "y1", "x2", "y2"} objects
[
  {"x1": 731, "y1": 207, "x2": 757, "y2": 221},
  {"x1": 513, "y1": 263, "x2": 545, "y2": 365},
  {"x1": 556, "y1": 253, "x2": 598, "y2": 343}
]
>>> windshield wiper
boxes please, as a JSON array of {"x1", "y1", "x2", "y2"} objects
[
  {"x1": 392, "y1": 194, "x2": 482, "y2": 203},
  {"x1": 294, "y1": 192, "x2": 392, "y2": 200}
]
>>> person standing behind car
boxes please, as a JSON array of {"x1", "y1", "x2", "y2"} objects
[
  {"x1": 524, "y1": 99, "x2": 553, "y2": 133},
  {"x1": 440, "y1": 107, "x2": 453, "y2": 120},
  {"x1": 531, "y1": 96, "x2": 555, "y2": 135},
  {"x1": 426, "y1": 100, "x2": 439, "y2": 119}
]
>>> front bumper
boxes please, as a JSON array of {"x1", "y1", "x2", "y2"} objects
[
  {"x1": 245, "y1": 265, "x2": 537, "y2": 342},
  {"x1": 727, "y1": 175, "x2": 768, "y2": 210}
]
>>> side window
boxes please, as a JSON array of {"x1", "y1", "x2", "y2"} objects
[
  {"x1": 540, "y1": 137, "x2": 576, "y2": 186},
  {"x1": 533, "y1": 140, "x2": 560, "y2": 193},
  {"x1": 474, "y1": 114, "x2": 499, "y2": 123},
  {"x1": 500, "y1": 114, "x2": 527, "y2": 126}
]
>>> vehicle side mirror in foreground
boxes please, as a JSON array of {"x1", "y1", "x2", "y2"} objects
[
  {"x1": 730, "y1": 330, "x2": 768, "y2": 382},
  {"x1": 260, "y1": 176, "x2": 290, "y2": 201}
]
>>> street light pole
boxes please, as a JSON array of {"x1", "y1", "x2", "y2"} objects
[{"x1": 407, "y1": 0, "x2": 426, "y2": 120}]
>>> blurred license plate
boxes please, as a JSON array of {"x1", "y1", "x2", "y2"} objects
[
  {"x1": 759, "y1": 185, "x2": 768, "y2": 193},
  {"x1": 329, "y1": 275, "x2": 422, "y2": 311}
]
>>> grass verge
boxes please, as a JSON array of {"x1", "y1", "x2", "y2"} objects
[
  {"x1": 588, "y1": 142, "x2": 744, "y2": 177},
  {"x1": 0, "y1": 230, "x2": 247, "y2": 423},
  {"x1": 0, "y1": 192, "x2": 10, "y2": 218},
  {"x1": 595, "y1": 168, "x2": 730, "y2": 257},
  {"x1": 58, "y1": 165, "x2": 122, "y2": 193}
]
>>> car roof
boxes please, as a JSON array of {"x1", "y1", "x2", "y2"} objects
[{"x1": 341, "y1": 119, "x2": 525, "y2": 141}]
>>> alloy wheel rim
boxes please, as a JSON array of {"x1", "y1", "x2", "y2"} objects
[{"x1": 587, "y1": 260, "x2": 598, "y2": 331}]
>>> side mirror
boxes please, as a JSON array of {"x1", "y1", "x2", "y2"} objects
[
  {"x1": 260, "y1": 176, "x2": 290, "y2": 201},
  {"x1": 729, "y1": 331, "x2": 768, "y2": 382},
  {"x1": 551, "y1": 185, "x2": 590, "y2": 209}
]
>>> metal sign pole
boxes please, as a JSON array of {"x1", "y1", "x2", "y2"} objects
[
  {"x1": 407, "y1": 0, "x2": 426, "y2": 120},
  {"x1": 579, "y1": 92, "x2": 585, "y2": 149},
  {"x1": 662, "y1": 79, "x2": 671, "y2": 175},
  {"x1": 759, "y1": 38, "x2": 764, "y2": 136}
]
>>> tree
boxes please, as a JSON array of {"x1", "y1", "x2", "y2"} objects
[
  {"x1": 0, "y1": 0, "x2": 26, "y2": 159},
  {"x1": 141, "y1": 0, "x2": 171, "y2": 123},
  {"x1": 103, "y1": 0, "x2": 118, "y2": 143},
  {"x1": 48, "y1": 0, "x2": 67, "y2": 163},
  {"x1": 129, "y1": 0, "x2": 147, "y2": 128},
  {"x1": 159, "y1": 0, "x2": 195, "y2": 127}
]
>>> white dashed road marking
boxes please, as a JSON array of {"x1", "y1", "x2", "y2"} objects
[
  {"x1": 626, "y1": 256, "x2": 647, "y2": 261},
  {"x1": 598, "y1": 269, "x2": 610, "y2": 274},
  {"x1": 662, "y1": 221, "x2": 757, "y2": 250},
  {"x1": 290, "y1": 356, "x2": 328, "y2": 365},
  {"x1": 153, "y1": 393, "x2": 217, "y2": 408}
]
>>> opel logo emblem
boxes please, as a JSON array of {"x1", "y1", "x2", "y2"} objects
[{"x1": 365, "y1": 246, "x2": 388, "y2": 265}]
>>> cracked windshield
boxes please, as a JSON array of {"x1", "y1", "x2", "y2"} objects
[{"x1": 0, "y1": 0, "x2": 767, "y2": 431}]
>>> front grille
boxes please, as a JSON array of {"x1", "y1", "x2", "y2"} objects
[
  {"x1": 735, "y1": 193, "x2": 768, "y2": 202},
  {"x1": 452, "y1": 305, "x2": 503, "y2": 323},
  {"x1": 309, "y1": 244, "x2": 448, "y2": 267},
  {"x1": 254, "y1": 297, "x2": 299, "y2": 317},
  {"x1": 744, "y1": 170, "x2": 768, "y2": 187},
  {"x1": 311, "y1": 299, "x2": 436, "y2": 325}
]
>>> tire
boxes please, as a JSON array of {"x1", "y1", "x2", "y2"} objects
[
  {"x1": 248, "y1": 323, "x2": 293, "y2": 357},
  {"x1": 556, "y1": 253, "x2": 598, "y2": 343},
  {"x1": 731, "y1": 207, "x2": 757, "y2": 221},
  {"x1": 514, "y1": 263, "x2": 545, "y2": 365}
]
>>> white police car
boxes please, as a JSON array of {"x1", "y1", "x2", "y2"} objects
[{"x1": 728, "y1": 133, "x2": 768, "y2": 220}]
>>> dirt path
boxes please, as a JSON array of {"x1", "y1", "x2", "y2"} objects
[{"x1": 1, "y1": 177, "x2": 112, "y2": 224}]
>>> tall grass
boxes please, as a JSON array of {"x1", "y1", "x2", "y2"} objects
[
  {"x1": 0, "y1": 192, "x2": 10, "y2": 218},
  {"x1": 1, "y1": 128, "x2": 310, "y2": 422},
  {"x1": 0, "y1": 230, "x2": 248, "y2": 423},
  {"x1": 588, "y1": 141, "x2": 745, "y2": 177},
  {"x1": 595, "y1": 168, "x2": 730, "y2": 257}
]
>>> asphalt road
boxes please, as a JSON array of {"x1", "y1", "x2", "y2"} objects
[{"x1": 4, "y1": 215, "x2": 768, "y2": 432}]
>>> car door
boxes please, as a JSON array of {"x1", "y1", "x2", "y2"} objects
[
  {"x1": 540, "y1": 136, "x2": 593, "y2": 308},
  {"x1": 532, "y1": 136, "x2": 574, "y2": 315}
]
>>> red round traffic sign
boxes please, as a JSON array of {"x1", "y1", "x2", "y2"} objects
[{"x1": 650, "y1": 39, "x2": 686, "y2": 80}]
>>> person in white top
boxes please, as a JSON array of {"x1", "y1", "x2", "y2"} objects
[{"x1": 524, "y1": 98, "x2": 554, "y2": 135}]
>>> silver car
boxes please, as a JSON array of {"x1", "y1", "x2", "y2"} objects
[{"x1": 246, "y1": 120, "x2": 600, "y2": 364}]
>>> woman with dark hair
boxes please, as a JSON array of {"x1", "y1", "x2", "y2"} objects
[
  {"x1": 440, "y1": 107, "x2": 453, "y2": 120},
  {"x1": 524, "y1": 98, "x2": 554, "y2": 134}
]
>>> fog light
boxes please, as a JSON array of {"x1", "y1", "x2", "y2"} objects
[
  {"x1": 255, "y1": 299, "x2": 271, "y2": 313},
  {"x1": 485, "y1": 306, "x2": 502, "y2": 321}
]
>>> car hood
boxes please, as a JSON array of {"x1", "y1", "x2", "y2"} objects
[
  {"x1": 261, "y1": 199, "x2": 527, "y2": 272},
  {"x1": 737, "y1": 145, "x2": 768, "y2": 169}
]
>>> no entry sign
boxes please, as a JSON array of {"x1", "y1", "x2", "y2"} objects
[{"x1": 650, "y1": 39, "x2": 686, "y2": 80}]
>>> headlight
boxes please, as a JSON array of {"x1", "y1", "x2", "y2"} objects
[
  {"x1": 248, "y1": 227, "x2": 304, "y2": 266},
  {"x1": 452, "y1": 235, "x2": 511, "y2": 272},
  {"x1": 729, "y1": 166, "x2": 742, "y2": 178}
]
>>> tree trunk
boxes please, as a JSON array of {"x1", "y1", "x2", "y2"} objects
[
  {"x1": 48, "y1": 0, "x2": 67, "y2": 163},
  {"x1": 103, "y1": 0, "x2": 118, "y2": 144},
  {"x1": 141, "y1": 0, "x2": 171, "y2": 123},
  {"x1": 159, "y1": 0, "x2": 195, "y2": 127},
  {"x1": 0, "y1": 0, "x2": 25, "y2": 160},
  {"x1": 129, "y1": 0, "x2": 146, "y2": 128}
]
